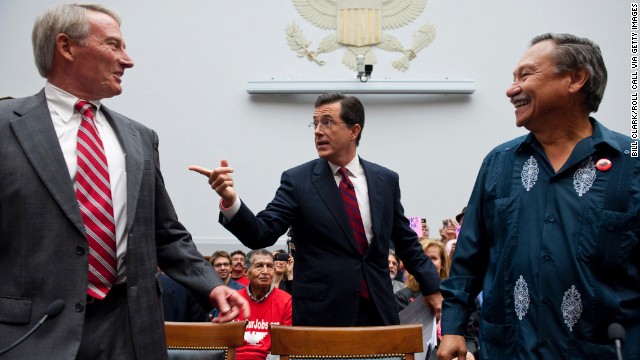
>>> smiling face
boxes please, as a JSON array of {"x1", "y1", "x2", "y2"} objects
[
  {"x1": 313, "y1": 101, "x2": 360, "y2": 166},
  {"x1": 66, "y1": 10, "x2": 134, "y2": 100},
  {"x1": 212, "y1": 256, "x2": 231, "y2": 281},
  {"x1": 506, "y1": 40, "x2": 574, "y2": 132}
]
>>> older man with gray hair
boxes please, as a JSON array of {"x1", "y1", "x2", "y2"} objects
[{"x1": 439, "y1": 33, "x2": 639, "y2": 359}]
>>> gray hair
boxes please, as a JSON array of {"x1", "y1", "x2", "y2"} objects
[
  {"x1": 32, "y1": 3, "x2": 121, "y2": 78},
  {"x1": 530, "y1": 33, "x2": 607, "y2": 113},
  {"x1": 245, "y1": 249, "x2": 274, "y2": 269}
]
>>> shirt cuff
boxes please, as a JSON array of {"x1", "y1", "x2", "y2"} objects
[{"x1": 220, "y1": 197, "x2": 241, "y2": 221}]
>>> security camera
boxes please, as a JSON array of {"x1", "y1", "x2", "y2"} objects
[
  {"x1": 356, "y1": 56, "x2": 372, "y2": 82},
  {"x1": 356, "y1": 55, "x2": 365, "y2": 75},
  {"x1": 364, "y1": 64, "x2": 373, "y2": 77}
]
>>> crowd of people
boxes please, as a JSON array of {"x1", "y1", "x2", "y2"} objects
[
  {"x1": 1, "y1": 3, "x2": 638, "y2": 360},
  {"x1": 161, "y1": 218, "x2": 466, "y2": 360}
]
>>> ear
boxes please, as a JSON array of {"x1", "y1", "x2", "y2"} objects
[
  {"x1": 55, "y1": 33, "x2": 75, "y2": 62},
  {"x1": 350, "y1": 123, "x2": 362, "y2": 141},
  {"x1": 568, "y1": 67, "x2": 590, "y2": 93}
]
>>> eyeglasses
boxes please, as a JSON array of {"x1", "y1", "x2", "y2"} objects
[{"x1": 308, "y1": 119, "x2": 346, "y2": 131}]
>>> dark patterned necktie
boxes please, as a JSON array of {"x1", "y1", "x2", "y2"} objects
[
  {"x1": 75, "y1": 100, "x2": 117, "y2": 300},
  {"x1": 338, "y1": 167, "x2": 369, "y2": 299}
]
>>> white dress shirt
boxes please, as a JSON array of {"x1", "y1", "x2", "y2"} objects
[{"x1": 45, "y1": 82, "x2": 129, "y2": 282}]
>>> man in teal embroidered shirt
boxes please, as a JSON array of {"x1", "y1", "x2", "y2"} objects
[{"x1": 438, "y1": 33, "x2": 639, "y2": 359}]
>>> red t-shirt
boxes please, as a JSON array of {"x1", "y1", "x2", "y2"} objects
[
  {"x1": 233, "y1": 275, "x2": 250, "y2": 287},
  {"x1": 235, "y1": 287, "x2": 292, "y2": 360}
]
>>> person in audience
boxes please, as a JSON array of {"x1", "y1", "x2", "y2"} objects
[
  {"x1": 455, "y1": 207, "x2": 466, "y2": 227},
  {"x1": 208, "y1": 251, "x2": 246, "y2": 319},
  {"x1": 160, "y1": 271, "x2": 208, "y2": 322},
  {"x1": 191, "y1": 93, "x2": 442, "y2": 326},
  {"x1": 210, "y1": 251, "x2": 246, "y2": 290},
  {"x1": 0, "y1": 4, "x2": 248, "y2": 359},
  {"x1": 272, "y1": 250, "x2": 294, "y2": 294},
  {"x1": 388, "y1": 250, "x2": 407, "y2": 293},
  {"x1": 398, "y1": 241, "x2": 476, "y2": 360},
  {"x1": 420, "y1": 218, "x2": 430, "y2": 240},
  {"x1": 422, "y1": 240, "x2": 450, "y2": 281},
  {"x1": 232, "y1": 249, "x2": 292, "y2": 360},
  {"x1": 231, "y1": 250, "x2": 250, "y2": 286},
  {"x1": 397, "y1": 240, "x2": 449, "y2": 311},
  {"x1": 439, "y1": 33, "x2": 640, "y2": 359},
  {"x1": 445, "y1": 239, "x2": 457, "y2": 266},
  {"x1": 439, "y1": 218, "x2": 458, "y2": 244}
]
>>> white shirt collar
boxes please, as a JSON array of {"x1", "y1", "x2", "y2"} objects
[
  {"x1": 328, "y1": 154, "x2": 360, "y2": 177},
  {"x1": 45, "y1": 82, "x2": 102, "y2": 124}
]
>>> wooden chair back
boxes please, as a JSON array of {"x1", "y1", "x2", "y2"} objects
[
  {"x1": 270, "y1": 324, "x2": 423, "y2": 360},
  {"x1": 165, "y1": 320, "x2": 246, "y2": 360}
]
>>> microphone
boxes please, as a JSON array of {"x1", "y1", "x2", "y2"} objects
[
  {"x1": 0, "y1": 299, "x2": 65, "y2": 356},
  {"x1": 608, "y1": 322, "x2": 625, "y2": 360}
]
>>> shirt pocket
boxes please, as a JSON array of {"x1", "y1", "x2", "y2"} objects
[
  {"x1": 577, "y1": 208, "x2": 638, "y2": 270},
  {"x1": 0, "y1": 296, "x2": 32, "y2": 325},
  {"x1": 478, "y1": 318, "x2": 519, "y2": 360}
]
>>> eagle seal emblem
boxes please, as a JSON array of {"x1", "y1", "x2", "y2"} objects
[{"x1": 285, "y1": 0, "x2": 436, "y2": 72}]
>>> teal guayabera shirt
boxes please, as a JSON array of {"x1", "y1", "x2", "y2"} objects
[{"x1": 441, "y1": 118, "x2": 639, "y2": 359}]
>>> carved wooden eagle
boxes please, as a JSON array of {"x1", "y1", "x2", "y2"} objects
[{"x1": 285, "y1": 0, "x2": 435, "y2": 71}]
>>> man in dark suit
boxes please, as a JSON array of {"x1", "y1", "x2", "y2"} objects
[
  {"x1": 0, "y1": 4, "x2": 248, "y2": 359},
  {"x1": 190, "y1": 93, "x2": 442, "y2": 326},
  {"x1": 160, "y1": 272, "x2": 209, "y2": 322}
]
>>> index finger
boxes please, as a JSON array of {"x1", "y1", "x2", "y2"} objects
[{"x1": 188, "y1": 165, "x2": 213, "y2": 177}]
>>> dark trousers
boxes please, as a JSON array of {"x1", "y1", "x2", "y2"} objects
[{"x1": 76, "y1": 284, "x2": 136, "y2": 360}]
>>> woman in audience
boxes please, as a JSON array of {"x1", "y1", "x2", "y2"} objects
[
  {"x1": 396, "y1": 240, "x2": 476, "y2": 359},
  {"x1": 272, "y1": 250, "x2": 294, "y2": 294},
  {"x1": 396, "y1": 240, "x2": 449, "y2": 311}
]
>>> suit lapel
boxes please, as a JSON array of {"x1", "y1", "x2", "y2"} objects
[
  {"x1": 102, "y1": 106, "x2": 143, "y2": 232},
  {"x1": 311, "y1": 159, "x2": 358, "y2": 251},
  {"x1": 361, "y1": 158, "x2": 384, "y2": 248},
  {"x1": 10, "y1": 91, "x2": 85, "y2": 235}
]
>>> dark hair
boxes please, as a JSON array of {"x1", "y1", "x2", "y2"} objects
[
  {"x1": 230, "y1": 250, "x2": 246, "y2": 259},
  {"x1": 314, "y1": 93, "x2": 365, "y2": 146},
  {"x1": 530, "y1": 33, "x2": 607, "y2": 113}
]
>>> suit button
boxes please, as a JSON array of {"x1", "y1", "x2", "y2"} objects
[
  {"x1": 75, "y1": 303, "x2": 84, "y2": 312},
  {"x1": 76, "y1": 246, "x2": 85, "y2": 255},
  {"x1": 354, "y1": 289, "x2": 360, "y2": 296}
]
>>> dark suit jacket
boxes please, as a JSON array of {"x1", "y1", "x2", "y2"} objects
[
  {"x1": 222, "y1": 157, "x2": 440, "y2": 326},
  {"x1": 0, "y1": 91, "x2": 222, "y2": 359},
  {"x1": 160, "y1": 273, "x2": 209, "y2": 322}
]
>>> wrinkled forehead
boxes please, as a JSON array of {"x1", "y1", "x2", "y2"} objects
[{"x1": 251, "y1": 255, "x2": 274, "y2": 267}]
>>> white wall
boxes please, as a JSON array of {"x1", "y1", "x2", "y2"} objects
[{"x1": 0, "y1": 1, "x2": 631, "y2": 254}]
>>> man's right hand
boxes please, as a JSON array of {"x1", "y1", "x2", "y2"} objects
[
  {"x1": 423, "y1": 291, "x2": 443, "y2": 322},
  {"x1": 189, "y1": 159, "x2": 237, "y2": 207},
  {"x1": 437, "y1": 334, "x2": 467, "y2": 360}
]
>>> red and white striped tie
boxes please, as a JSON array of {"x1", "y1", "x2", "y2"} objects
[{"x1": 74, "y1": 100, "x2": 117, "y2": 300}]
